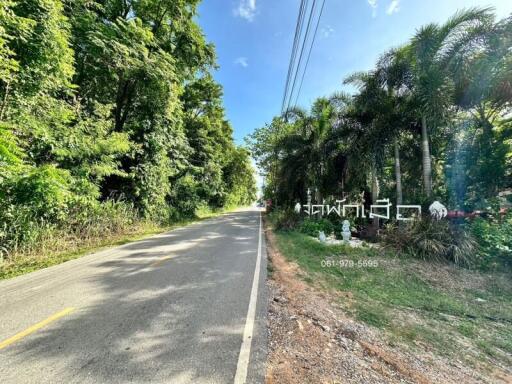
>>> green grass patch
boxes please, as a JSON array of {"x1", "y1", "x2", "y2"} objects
[
  {"x1": 270, "y1": 228, "x2": 512, "y2": 367},
  {"x1": 355, "y1": 301, "x2": 390, "y2": 328}
]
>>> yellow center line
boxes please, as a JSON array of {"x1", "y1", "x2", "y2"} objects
[
  {"x1": 0, "y1": 307, "x2": 75, "y2": 351},
  {"x1": 150, "y1": 256, "x2": 172, "y2": 268}
]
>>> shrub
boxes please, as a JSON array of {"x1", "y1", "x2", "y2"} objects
[
  {"x1": 271, "y1": 209, "x2": 301, "y2": 231},
  {"x1": 382, "y1": 218, "x2": 477, "y2": 266},
  {"x1": 0, "y1": 197, "x2": 141, "y2": 259},
  {"x1": 299, "y1": 217, "x2": 335, "y2": 237},
  {"x1": 10, "y1": 165, "x2": 73, "y2": 222},
  {"x1": 469, "y1": 215, "x2": 512, "y2": 270},
  {"x1": 65, "y1": 199, "x2": 138, "y2": 239},
  {"x1": 169, "y1": 174, "x2": 204, "y2": 219}
]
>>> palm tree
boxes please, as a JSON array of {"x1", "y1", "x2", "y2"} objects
[
  {"x1": 374, "y1": 47, "x2": 414, "y2": 205},
  {"x1": 344, "y1": 63, "x2": 409, "y2": 208},
  {"x1": 343, "y1": 71, "x2": 393, "y2": 233},
  {"x1": 449, "y1": 14, "x2": 512, "y2": 198},
  {"x1": 408, "y1": 7, "x2": 494, "y2": 197},
  {"x1": 281, "y1": 99, "x2": 337, "y2": 205},
  {"x1": 451, "y1": 14, "x2": 511, "y2": 124}
]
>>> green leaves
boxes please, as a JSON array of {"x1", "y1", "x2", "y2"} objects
[
  {"x1": 0, "y1": 0, "x2": 255, "y2": 250},
  {"x1": 0, "y1": 123, "x2": 23, "y2": 166},
  {"x1": 9, "y1": 0, "x2": 75, "y2": 95}
]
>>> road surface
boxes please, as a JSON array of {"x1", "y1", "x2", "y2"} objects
[{"x1": 0, "y1": 208, "x2": 267, "y2": 384}]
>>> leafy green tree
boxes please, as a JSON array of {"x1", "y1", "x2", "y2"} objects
[
  {"x1": 222, "y1": 147, "x2": 257, "y2": 207},
  {"x1": 59, "y1": 0, "x2": 227, "y2": 217},
  {"x1": 181, "y1": 75, "x2": 235, "y2": 207},
  {"x1": 1, "y1": 0, "x2": 255, "y2": 255}
]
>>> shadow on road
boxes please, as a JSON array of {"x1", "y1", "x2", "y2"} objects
[{"x1": 2, "y1": 210, "x2": 262, "y2": 383}]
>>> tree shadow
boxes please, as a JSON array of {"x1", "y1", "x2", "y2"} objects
[{"x1": 1, "y1": 211, "x2": 265, "y2": 384}]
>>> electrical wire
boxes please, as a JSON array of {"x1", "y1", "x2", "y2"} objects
[
  {"x1": 293, "y1": 0, "x2": 326, "y2": 108},
  {"x1": 281, "y1": 0, "x2": 307, "y2": 114},
  {"x1": 285, "y1": 0, "x2": 317, "y2": 113}
]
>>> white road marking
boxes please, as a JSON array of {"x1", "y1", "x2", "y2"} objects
[{"x1": 234, "y1": 211, "x2": 262, "y2": 384}]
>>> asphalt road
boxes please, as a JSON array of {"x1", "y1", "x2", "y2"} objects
[{"x1": 0, "y1": 208, "x2": 267, "y2": 384}]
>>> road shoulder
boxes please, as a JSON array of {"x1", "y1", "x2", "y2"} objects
[{"x1": 263, "y1": 216, "x2": 473, "y2": 384}]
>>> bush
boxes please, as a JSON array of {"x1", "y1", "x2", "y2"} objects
[
  {"x1": 65, "y1": 199, "x2": 138, "y2": 239},
  {"x1": 271, "y1": 209, "x2": 301, "y2": 231},
  {"x1": 382, "y1": 218, "x2": 477, "y2": 266},
  {"x1": 470, "y1": 215, "x2": 512, "y2": 270},
  {"x1": 4, "y1": 165, "x2": 73, "y2": 223},
  {"x1": 168, "y1": 174, "x2": 204, "y2": 220},
  {"x1": 299, "y1": 217, "x2": 335, "y2": 237}
]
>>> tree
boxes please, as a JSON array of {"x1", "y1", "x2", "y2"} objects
[
  {"x1": 0, "y1": 0, "x2": 255, "y2": 254},
  {"x1": 61, "y1": 1, "x2": 211, "y2": 217},
  {"x1": 181, "y1": 75, "x2": 235, "y2": 207},
  {"x1": 222, "y1": 147, "x2": 257, "y2": 207},
  {"x1": 251, "y1": 7, "x2": 509, "y2": 225},
  {"x1": 408, "y1": 7, "x2": 494, "y2": 197}
]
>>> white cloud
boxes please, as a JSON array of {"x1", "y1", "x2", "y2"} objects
[
  {"x1": 367, "y1": 0, "x2": 378, "y2": 18},
  {"x1": 233, "y1": 0, "x2": 257, "y2": 22},
  {"x1": 234, "y1": 57, "x2": 249, "y2": 68},
  {"x1": 386, "y1": 0, "x2": 400, "y2": 15},
  {"x1": 320, "y1": 25, "x2": 335, "y2": 38}
]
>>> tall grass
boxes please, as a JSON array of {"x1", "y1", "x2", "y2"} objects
[
  {"x1": 0, "y1": 199, "x2": 165, "y2": 276},
  {"x1": 0, "y1": 198, "x2": 239, "y2": 278}
]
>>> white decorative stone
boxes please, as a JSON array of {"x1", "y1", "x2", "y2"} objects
[{"x1": 429, "y1": 201, "x2": 448, "y2": 220}]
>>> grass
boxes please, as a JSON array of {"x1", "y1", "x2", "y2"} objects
[
  {"x1": 270, "y1": 228, "x2": 512, "y2": 368},
  {"x1": 0, "y1": 222, "x2": 166, "y2": 280},
  {"x1": 0, "y1": 206, "x2": 235, "y2": 280}
]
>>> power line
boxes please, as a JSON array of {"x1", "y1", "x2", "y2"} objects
[
  {"x1": 285, "y1": 0, "x2": 318, "y2": 113},
  {"x1": 281, "y1": 0, "x2": 307, "y2": 114},
  {"x1": 280, "y1": 0, "x2": 327, "y2": 115},
  {"x1": 282, "y1": 0, "x2": 308, "y2": 114},
  {"x1": 293, "y1": 0, "x2": 326, "y2": 108}
]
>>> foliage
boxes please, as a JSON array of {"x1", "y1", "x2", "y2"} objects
[
  {"x1": 470, "y1": 215, "x2": 512, "y2": 270},
  {"x1": 298, "y1": 217, "x2": 335, "y2": 237},
  {"x1": 168, "y1": 173, "x2": 203, "y2": 219},
  {"x1": 250, "y1": 9, "x2": 511, "y2": 213},
  {"x1": 0, "y1": 0, "x2": 256, "y2": 260},
  {"x1": 6, "y1": 165, "x2": 73, "y2": 221},
  {"x1": 269, "y1": 209, "x2": 301, "y2": 231},
  {"x1": 0, "y1": 123, "x2": 22, "y2": 167},
  {"x1": 222, "y1": 147, "x2": 257, "y2": 207},
  {"x1": 249, "y1": 9, "x2": 511, "y2": 268},
  {"x1": 382, "y1": 219, "x2": 477, "y2": 265}
]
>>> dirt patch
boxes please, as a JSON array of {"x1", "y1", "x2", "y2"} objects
[{"x1": 264, "y1": 219, "x2": 512, "y2": 384}]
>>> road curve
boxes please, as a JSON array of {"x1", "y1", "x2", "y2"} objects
[{"x1": 0, "y1": 208, "x2": 267, "y2": 384}]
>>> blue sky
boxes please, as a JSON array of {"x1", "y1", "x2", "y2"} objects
[{"x1": 197, "y1": 0, "x2": 512, "y2": 145}]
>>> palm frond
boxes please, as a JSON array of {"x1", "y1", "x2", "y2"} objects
[{"x1": 343, "y1": 71, "x2": 374, "y2": 89}]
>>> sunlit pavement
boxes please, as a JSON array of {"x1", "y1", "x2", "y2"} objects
[{"x1": 0, "y1": 208, "x2": 267, "y2": 384}]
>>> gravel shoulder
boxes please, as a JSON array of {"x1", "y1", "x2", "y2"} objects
[{"x1": 263, "y1": 217, "x2": 512, "y2": 384}]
